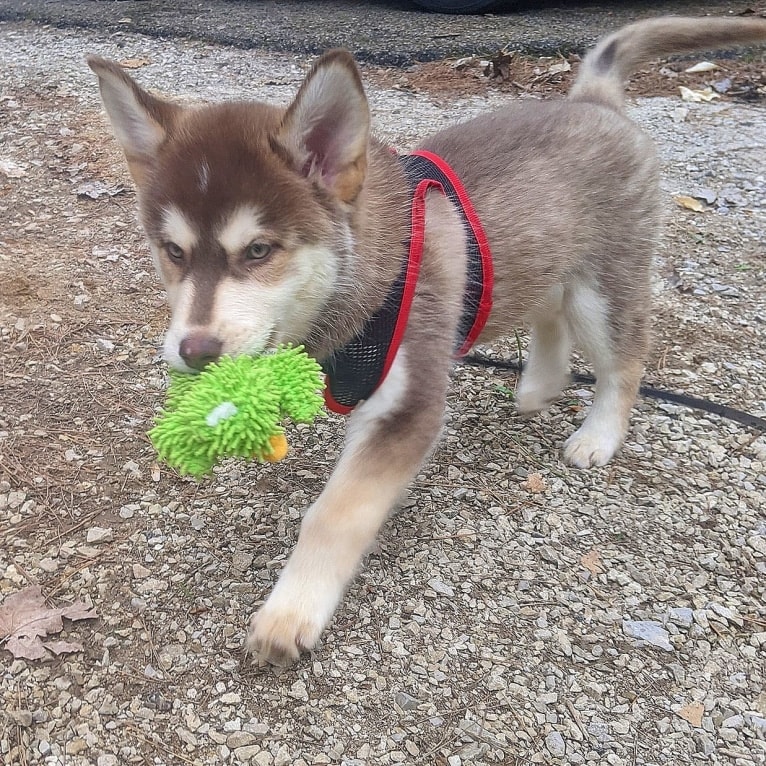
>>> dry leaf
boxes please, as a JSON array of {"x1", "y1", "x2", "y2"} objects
[
  {"x1": 548, "y1": 61, "x2": 571, "y2": 75},
  {"x1": 679, "y1": 85, "x2": 720, "y2": 103},
  {"x1": 0, "y1": 585, "x2": 97, "y2": 660},
  {"x1": 685, "y1": 61, "x2": 720, "y2": 74},
  {"x1": 521, "y1": 472, "x2": 547, "y2": 493},
  {"x1": 119, "y1": 57, "x2": 151, "y2": 69},
  {"x1": 75, "y1": 181, "x2": 126, "y2": 200},
  {"x1": 674, "y1": 195, "x2": 705, "y2": 213},
  {"x1": 580, "y1": 548, "x2": 604, "y2": 575},
  {"x1": 676, "y1": 701, "x2": 704, "y2": 727}
]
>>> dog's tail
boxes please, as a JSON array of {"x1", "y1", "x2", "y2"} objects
[{"x1": 569, "y1": 15, "x2": 766, "y2": 111}]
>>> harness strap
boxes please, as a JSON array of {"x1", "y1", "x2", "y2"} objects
[
  {"x1": 322, "y1": 152, "x2": 494, "y2": 414},
  {"x1": 407, "y1": 150, "x2": 494, "y2": 356}
]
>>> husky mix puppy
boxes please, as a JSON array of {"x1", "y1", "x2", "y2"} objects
[{"x1": 89, "y1": 16, "x2": 766, "y2": 664}]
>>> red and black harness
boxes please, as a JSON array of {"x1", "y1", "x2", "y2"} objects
[{"x1": 322, "y1": 150, "x2": 494, "y2": 414}]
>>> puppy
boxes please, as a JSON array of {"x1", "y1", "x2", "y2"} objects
[{"x1": 89, "y1": 16, "x2": 766, "y2": 664}]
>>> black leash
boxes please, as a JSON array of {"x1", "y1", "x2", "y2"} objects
[{"x1": 462, "y1": 352, "x2": 766, "y2": 432}]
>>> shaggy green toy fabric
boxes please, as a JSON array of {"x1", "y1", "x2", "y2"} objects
[{"x1": 149, "y1": 345, "x2": 324, "y2": 477}]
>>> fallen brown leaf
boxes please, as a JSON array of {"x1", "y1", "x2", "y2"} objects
[
  {"x1": 119, "y1": 57, "x2": 151, "y2": 69},
  {"x1": 676, "y1": 701, "x2": 704, "y2": 727},
  {"x1": 0, "y1": 585, "x2": 97, "y2": 660},
  {"x1": 521, "y1": 472, "x2": 547, "y2": 493},
  {"x1": 580, "y1": 548, "x2": 604, "y2": 575},
  {"x1": 674, "y1": 195, "x2": 706, "y2": 212}
]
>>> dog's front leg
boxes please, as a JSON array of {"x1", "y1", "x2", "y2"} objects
[{"x1": 246, "y1": 346, "x2": 447, "y2": 666}]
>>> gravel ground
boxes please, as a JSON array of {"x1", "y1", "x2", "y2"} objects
[{"x1": 1, "y1": 19, "x2": 766, "y2": 766}]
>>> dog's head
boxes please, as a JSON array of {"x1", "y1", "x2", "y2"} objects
[{"x1": 88, "y1": 51, "x2": 370, "y2": 371}]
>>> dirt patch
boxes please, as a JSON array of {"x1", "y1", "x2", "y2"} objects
[
  {"x1": 1, "y1": 22, "x2": 765, "y2": 766},
  {"x1": 366, "y1": 50, "x2": 766, "y2": 103}
]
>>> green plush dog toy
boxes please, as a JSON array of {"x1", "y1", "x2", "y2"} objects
[{"x1": 149, "y1": 345, "x2": 324, "y2": 478}]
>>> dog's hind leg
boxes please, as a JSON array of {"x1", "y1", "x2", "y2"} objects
[
  {"x1": 561, "y1": 279, "x2": 646, "y2": 468},
  {"x1": 516, "y1": 285, "x2": 572, "y2": 415}
]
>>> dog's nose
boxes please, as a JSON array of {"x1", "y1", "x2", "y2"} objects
[{"x1": 179, "y1": 334, "x2": 222, "y2": 370}]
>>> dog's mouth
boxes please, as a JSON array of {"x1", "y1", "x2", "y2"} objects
[{"x1": 165, "y1": 325, "x2": 279, "y2": 373}]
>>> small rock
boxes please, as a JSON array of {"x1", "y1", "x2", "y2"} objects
[
  {"x1": 486, "y1": 675, "x2": 506, "y2": 691},
  {"x1": 612, "y1": 720, "x2": 631, "y2": 735},
  {"x1": 747, "y1": 535, "x2": 766, "y2": 556},
  {"x1": 97, "y1": 756, "x2": 118, "y2": 766},
  {"x1": 394, "y1": 691, "x2": 420, "y2": 711},
  {"x1": 712, "y1": 77, "x2": 732, "y2": 94},
  {"x1": 427, "y1": 578, "x2": 454, "y2": 597},
  {"x1": 131, "y1": 597, "x2": 147, "y2": 613},
  {"x1": 693, "y1": 610, "x2": 710, "y2": 630},
  {"x1": 98, "y1": 698, "x2": 119, "y2": 716},
  {"x1": 231, "y1": 551, "x2": 254, "y2": 573},
  {"x1": 66, "y1": 738, "x2": 88, "y2": 755},
  {"x1": 718, "y1": 727, "x2": 738, "y2": 743},
  {"x1": 745, "y1": 713, "x2": 766, "y2": 733},
  {"x1": 234, "y1": 745, "x2": 262, "y2": 761},
  {"x1": 545, "y1": 731, "x2": 566, "y2": 757},
  {"x1": 119, "y1": 504, "x2": 138, "y2": 519},
  {"x1": 86, "y1": 526, "x2": 113, "y2": 544},
  {"x1": 622, "y1": 620, "x2": 673, "y2": 651},
  {"x1": 132, "y1": 563, "x2": 151, "y2": 579},
  {"x1": 10, "y1": 709, "x2": 33, "y2": 727},
  {"x1": 227, "y1": 732, "x2": 257, "y2": 748},
  {"x1": 667, "y1": 607, "x2": 693, "y2": 629},
  {"x1": 555, "y1": 629, "x2": 572, "y2": 657},
  {"x1": 177, "y1": 728, "x2": 198, "y2": 747},
  {"x1": 708, "y1": 603, "x2": 741, "y2": 626},
  {"x1": 288, "y1": 680, "x2": 308, "y2": 702},
  {"x1": 721, "y1": 714, "x2": 744, "y2": 730},
  {"x1": 220, "y1": 691, "x2": 242, "y2": 705},
  {"x1": 694, "y1": 732, "x2": 716, "y2": 756}
]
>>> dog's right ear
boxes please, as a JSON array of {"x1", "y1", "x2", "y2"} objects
[{"x1": 87, "y1": 56, "x2": 181, "y2": 186}]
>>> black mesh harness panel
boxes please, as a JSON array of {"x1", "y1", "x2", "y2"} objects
[{"x1": 322, "y1": 150, "x2": 493, "y2": 414}]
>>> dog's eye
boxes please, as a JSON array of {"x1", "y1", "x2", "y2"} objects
[
  {"x1": 245, "y1": 242, "x2": 272, "y2": 261},
  {"x1": 164, "y1": 242, "x2": 184, "y2": 261}
]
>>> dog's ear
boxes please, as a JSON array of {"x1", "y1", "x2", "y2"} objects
[
  {"x1": 87, "y1": 56, "x2": 181, "y2": 186},
  {"x1": 276, "y1": 49, "x2": 370, "y2": 203}
]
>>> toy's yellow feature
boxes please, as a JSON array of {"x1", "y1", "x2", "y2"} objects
[{"x1": 263, "y1": 433, "x2": 289, "y2": 462}]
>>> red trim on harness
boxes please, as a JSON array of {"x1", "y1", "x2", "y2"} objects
[
  {"x1": 322, "y1": 180, "x2": 432, "y2": 415},
  {"x1": 323, "y1": 380, "x2": 352, "y2": 415},
  {"x1": 410, "y1": 149, "x2": 494, "y2": 356},
  {"x1": 390, "y1": 177, "x2": 437, "y2": 373}
]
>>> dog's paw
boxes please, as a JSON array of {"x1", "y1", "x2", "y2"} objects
[
  {"x1": 562, "y1": 427, "x2": 622, "y2": 468},
  {"x1": 245, "y1": 605, "x2": 322, "y2": 666},
  {"x1": 516, "y1": 389, "x2": 557, "y2": 416},
  {"x1": 515, "y1": 375, "x2": 568, "y2": 416}
]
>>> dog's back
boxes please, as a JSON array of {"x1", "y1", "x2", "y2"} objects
[{"x1": 418, "y1": 16, "x2": 766, "y2": 467}]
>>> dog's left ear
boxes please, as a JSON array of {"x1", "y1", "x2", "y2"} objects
[{"x1": 276, "y1": 50, "x2": 370, "y2": 203}]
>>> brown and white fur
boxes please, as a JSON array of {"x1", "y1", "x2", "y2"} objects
[{"x1": 89, "y1": 16, "x2": 766, "y2": 665}]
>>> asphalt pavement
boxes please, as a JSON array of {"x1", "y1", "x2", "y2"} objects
[{"x1": 0, "y1": 0, "x2": 758, "y2": 65}]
